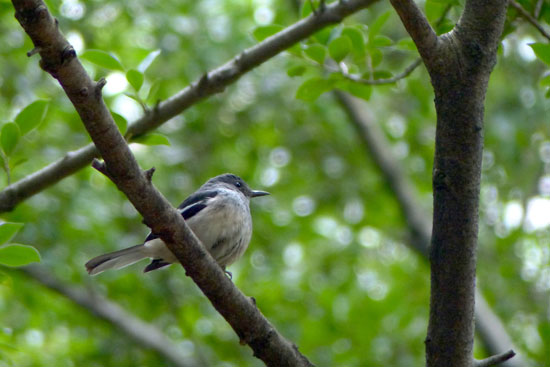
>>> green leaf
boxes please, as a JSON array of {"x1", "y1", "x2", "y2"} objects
[
  {"x1": 1, "y1": 123, "x2": 20, "y2": 156},
  {"x1": 369, "y1": 48, "x2": 384, "y2": 68},
  {"x1": 0, "y1": 223, "x2": 24, "y2": 245},
  {"x1": 147, "y1": 80, "x2": 162, "y2": 103},
  {"x1": 287, "y1": 65, "x2": 307, "y2": 77},
  {"x1": 371, "y1": 35, "x2": 393, "y2": 48},
  {"x1": 336, "y1": 79, "x2": 372, "y2": 101},
  {"x1": 253, "y1": 25, "x2": 284, "y2": 42},
  {"x1": 14, "y1": 100, "x2": 49, "y2": 135},
  {"x1": 81, "y1": 49, "x2": 124, "y2": 71},
  {"x1": 540, "y1": 74, "x2": 550, "y2": 87},
  {"x1": 134, "y1": 133, "x2": 170, "y2": 146},
  {"x1": 126, "y1": 69, "x2": 144, "y2": 91},
  {"x1": 341, "y1": 27, "x2": 365, "y2": 56},
  {"x1": 296, "y1": 77, "x2": 334, "y2": 102},
  {"x1": 368, "y1": 11, "x2": 391, "y2": 39},
  {"x1": 328, "y1": 36, "x2": 352, "y2": 62},
  {"x1": 303, "y1": 44, "x2": 326, "y2": 64},
  {"x1": 396, "y1": 39, "x2": 417, "y2": 51},
  {"x1": 530, "y1": 43, "x2": 550, "y2": 66},
  {"x1": 111, "y1": 111, "x2": 128, "y2": 134},
  {"x1": 436, "y1": 19, "x2": 455, "y2": 35},
  {"x1": 0, "y1": 244, "x2": 41, "y2": 267},
  {"x1": 138, "y1": 49, "x2": 161, "y2": 73},
  {"x1": 372, "y1": 70, "x2": 393, "y2": 80},
  {"x1": 313, "y1": 26, "x2": 334, "y2": 45},
  {"x1": 301, "y1": 0, "x2": 317, "y2": 18}
]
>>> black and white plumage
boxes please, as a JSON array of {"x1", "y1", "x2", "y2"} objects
[{"x1": 85, "y1": 173, "x2": 269, "y2": 276}]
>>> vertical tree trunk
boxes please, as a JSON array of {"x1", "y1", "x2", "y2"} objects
[{"x1": 425, "y1": 3, "x2": 508, "y2": 366}]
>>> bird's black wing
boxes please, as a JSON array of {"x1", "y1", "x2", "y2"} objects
[
  {"x1": 177, "y1": 189, "x2": 218, "y2": 210},
  {"x1": 143, "y1": 190, "x2": 219, "y2": 243}
]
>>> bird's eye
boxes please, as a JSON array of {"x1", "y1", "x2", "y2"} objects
[{"x1": 234, "y1": 181, "x2": 242, "y2": 188}]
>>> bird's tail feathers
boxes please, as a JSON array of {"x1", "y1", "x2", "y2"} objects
[{"x1": 85, "y1": 244, "x2": 147, "y2": 276}]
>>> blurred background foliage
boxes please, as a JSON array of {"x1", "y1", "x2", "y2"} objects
[{"x1": 0, "y1": 0, "x2": 549, "y2": 366}]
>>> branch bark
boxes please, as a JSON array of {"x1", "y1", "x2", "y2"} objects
[
  {"x1": 388, "y1": 0, "x2": 439, "y2": 65},
  {"x1": 11, "y1": 1, "x2": 328, "y2": 365},
  {"x1": 387, "y1": 1, "x2": 509, "y2": 366},
  {"x1": 0, "y1": 0, "x2": 378, "y2": 213},
  {"x1": 334, "y1": 92, "x2": 525, "y2": 367},
  {"x1": 19, "y1": 266, "x2": 198, "y2": 367}
]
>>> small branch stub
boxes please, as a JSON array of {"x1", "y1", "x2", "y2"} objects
[
  {"x1": 27, "y1": 47, "x2": 40, "y2": 57},
  {"x1": 95, "y1": 78, "x2": 107, "y2": 98},
  {"x1": 474, "y1": 350, "x2": 516, "y2": 367},
  {"x1": 91, "y1": 158, "x2": 113, "y2": 181},
  {"x1": 61, "y1": 45, "x2": 76, "y2": 64},
  {"x1": 144, "y1": 167, "x2": 156, "y2": 183}
]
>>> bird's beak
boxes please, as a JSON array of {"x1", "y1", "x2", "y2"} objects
[{"x1": 251, "y1": 190, "x2": 270, "y2": 198}]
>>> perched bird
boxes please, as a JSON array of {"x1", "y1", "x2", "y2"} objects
[{"x1": 85, "y1": 173, "x2": 269, "y2": 275}]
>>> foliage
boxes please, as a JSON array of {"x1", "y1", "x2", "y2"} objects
[{"x1": 0, "y1": 0, "x2": 548, "y2": 366}]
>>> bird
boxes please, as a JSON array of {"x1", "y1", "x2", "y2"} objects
[{"x1": 85, "y1": 173, "x2": 269, "y2": 275}]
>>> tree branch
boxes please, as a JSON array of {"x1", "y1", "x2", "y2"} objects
[
  {"x1": 509, "y1": 0, "x2": 550, "y2": 41},
  {"x1": 19, "y1": 266, "x2": 198, "y2": 367},
  {"x1": 336, "y1": 58, "x2": 422, "y2": 85},
  {"x1": 389, "y1": 0, "x2": 439, "y2": 65},
  {"x1": 334, "y1": 91, "x2": 430, "y2": 257},
  {"x1": 335, "y1": 92, "x2": 525, "y2": 367},
  {"x1": 419, "y1": 0, "x2": 508, "y2": 366},
  {"x1": 0, "y1": 0, "x2": 379, "y2": 214},
  {"x1": 0, "y1": 144, "x2": 98, "y2": 212},
  {"x1": 474, "y1": 350, "x2": 516, "y2": 367},
  {"x1": 12, "y1": 1, "x2": 315, "y2": 365}
]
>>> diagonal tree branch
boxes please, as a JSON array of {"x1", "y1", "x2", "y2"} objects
[
  {"x1": 19, "y1": 266, "x2": 198, "y2": 367},
  {"x1": 509, "y1": 0, "x2": 550, "y2": 41},
  {"x1": 335, "y1": 92, "x2": 525, "y2": 367},
  {"x1": 0, "y1": 0, "x2": 379, "y2": 214},
  {"x1": 12, "y1": 1, "x2": 320, "y2": 365},
  {"x1": 389, "y1": 0, "x2": 439, "y2": 65}
]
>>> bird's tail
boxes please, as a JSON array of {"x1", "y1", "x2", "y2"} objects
[{"x1": 85, "y1": 244, "x2": 147, "y2": 276}]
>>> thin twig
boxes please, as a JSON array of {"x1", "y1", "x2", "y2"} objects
[
  {"x1": 474, "y1": 350, "x2": 516, "y2": 367},
  {"x1": 329, "y1": 3, "x2": 451, "y2": 86},
  {"x1": 338, "y1": 58, "x2": 422, "y2": 85},
  {"x1": 509, "y1": 0, "x2": 550, "y2": 41}
]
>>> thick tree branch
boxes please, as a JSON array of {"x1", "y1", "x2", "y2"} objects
[
  {"x1": 509, "y1": 0, "x2": 550, "y2": 41},
  {"x1": 0, "y1": 0, "x2": 379, "y2": 213},
  {"x1": 335, "y1": 92, "x2": 525, "y2": 367},
  {"x1": 12, "y1": 1, "x2": 317, "y2": 365},
  {"x1": 389, "y1": 0, "x2": 439, "y2": 65},
  {"x1": 19, "y1": 266, "x2": 197, "y2": 367}
]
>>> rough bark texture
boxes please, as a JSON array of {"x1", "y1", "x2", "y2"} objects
[
  {"x1": 0, "y1": 0, "x2": 378, "y2": 213},
  {"x1": 389, "y1": 0, "x2": 508, "y2": 366},
  {"x1": 12, "y1": 1, "x2": 322, "y2": 365}
]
